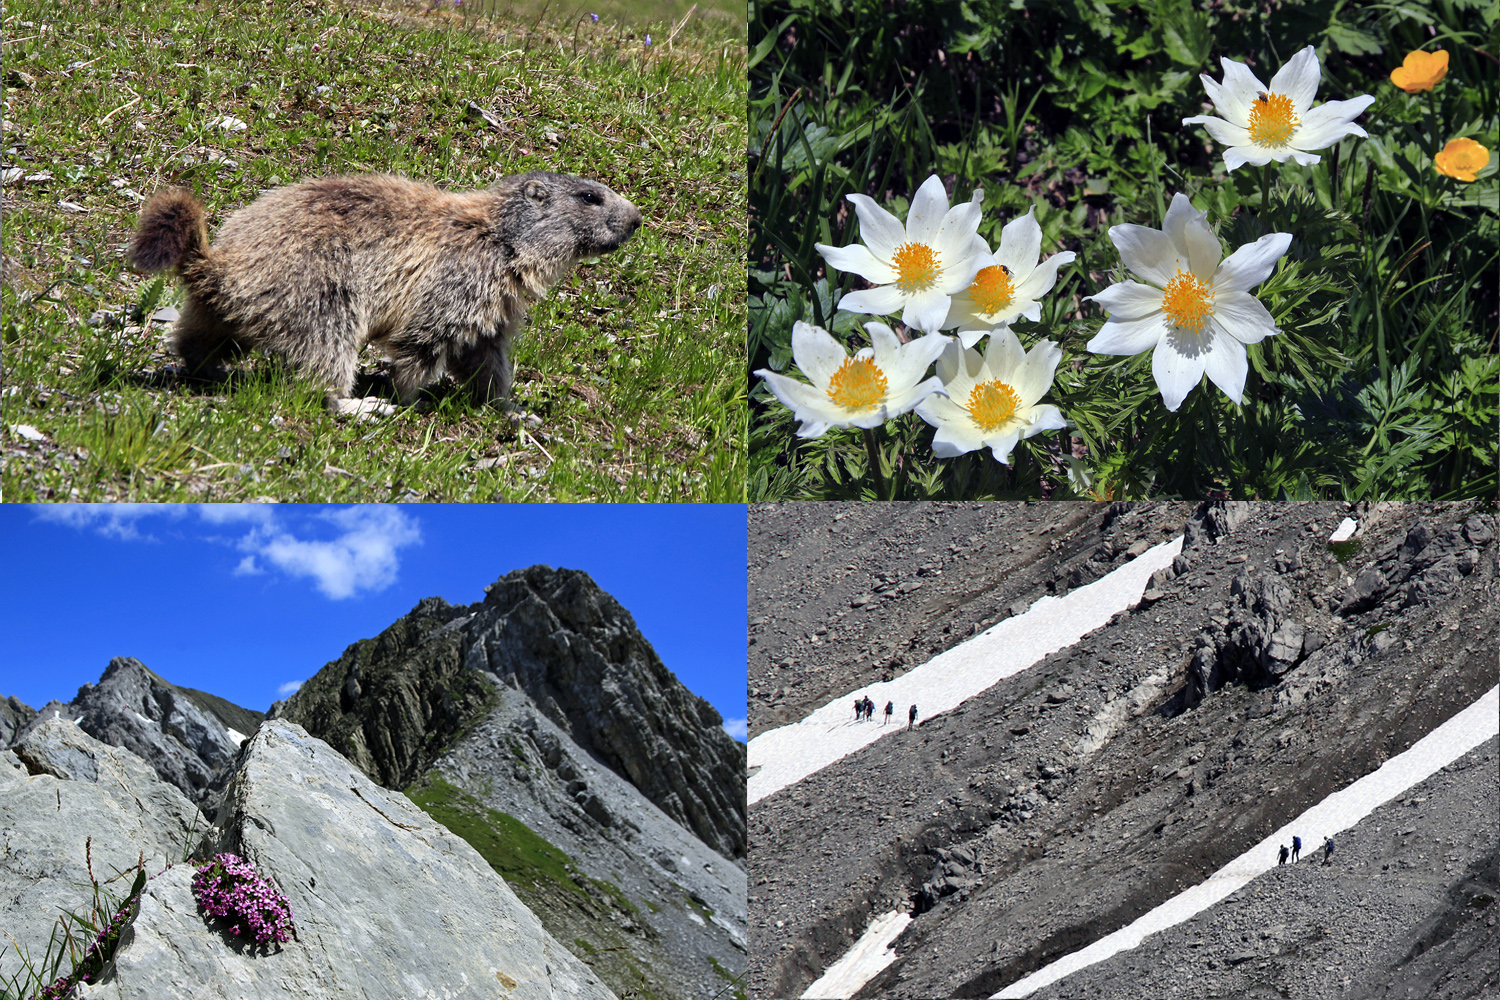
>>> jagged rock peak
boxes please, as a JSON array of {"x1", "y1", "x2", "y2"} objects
[
  {"x1": 5, "y1": 657, "x2": 263, "y2": 805},
  {"x1": 278, "y1": 565, "x2": 746, "y2": 861}
]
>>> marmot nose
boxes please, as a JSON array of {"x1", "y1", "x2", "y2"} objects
[{"x1": 624, "y1": 203, "x2": 642, "y2": 235}]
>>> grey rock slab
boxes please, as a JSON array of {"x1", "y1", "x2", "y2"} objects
[
  {"x1": 0, "y1": 719, "x2": 200, "y2": 975},
  {"x1": 90, "y1": 719, "x2": 615, "y2": 1000}
]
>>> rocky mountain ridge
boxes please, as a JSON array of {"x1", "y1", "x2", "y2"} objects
[
  {"x1": 272, "y1": 564, "x2": 747, "y2": 1000},
  {"x1": 2, "y1": 565, "x2": 745, "y2": 1000},
  {"x1": 749, "y1": 501, "x2": 1497, "y2": 1000},
  {"x1": 3, "y1": 656, "x2": 262, "y2": 804}
]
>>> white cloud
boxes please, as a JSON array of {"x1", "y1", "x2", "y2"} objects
[
  {"x1": 277, "y1": 681, "x2": 304, "y2": 697},
  {"x1": 31, "y1": 503, "x2": 188, "y2": 540},
  {"x1": 723, "y1": 717, "x2": 747, "y2": 742},
  {"x1": 35, "y1": 502, "x2": 421, "y2": 601},
  {"x1": 240, "y1": 505, "x2": 422, "y2": 600}
]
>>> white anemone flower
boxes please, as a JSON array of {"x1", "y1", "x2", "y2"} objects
[
  {"x1": 815, "y1": 175, "x2": 990, "y2": 335},
  {"x1": 914, "y1": 328, "x2": 1067, "y2": 462},
  {"x1": 942, "y1": 206, "x2": 1077, "y2": 348},
  {"x1": 755, "y1": 320, "x2": 949, "y2": 438},
  {"x1": 1084, "y1": 193, "x2": 1292, "y2": 412},
  {"x1": 1182, "y1": 45, "x2": 1375, "y2": 172}
]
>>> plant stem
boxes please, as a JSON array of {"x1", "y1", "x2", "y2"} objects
[
  {"x1": 862, "y1": 426, "x2": 888, "y2": 499},
  {"x1": 1260, "y1": 161, "x2": 1272, "y2": 216}
]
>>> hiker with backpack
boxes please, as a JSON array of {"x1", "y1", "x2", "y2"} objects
[
  {"x1": 1278, "y1": 844, "x2": 1289, "y2": 866},
  {"x1": 1291, "y1": 835, "x2": 1301, "y2": 863},
  {"x1": 908, "y1": 704, "x2": 918, "y2": 729},
  {"x1": 884, "y1": 701, "x2": 894, "y2": 725},
  {"x1": 1323, "y1": 836, "x2": 1335, "y2": 865}
]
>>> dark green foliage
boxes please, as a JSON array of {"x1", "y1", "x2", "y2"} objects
[{"x1": 750, "y1": 0, "x2": 1497, "y2": 499}]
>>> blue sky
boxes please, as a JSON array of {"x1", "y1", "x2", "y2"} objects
[{"x1": 0, "y1": 504, "x2": 746, "y2": 741}]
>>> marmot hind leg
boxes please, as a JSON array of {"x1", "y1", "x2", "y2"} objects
[
  {"x1": 387, "y1": 334, "x2": 453, "y2": 406},
  {"x1": 170, "y1": 293, "x2": 245, "y2": 381},
  {"x1": 449, "y1": 331, "x2": 515, "y2": 408}
]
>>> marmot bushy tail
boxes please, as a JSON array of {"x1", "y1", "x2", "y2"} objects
[
  {"x1": 127, "y1": 172, "x2": 642, "y2": 411},
  {"x1": 129, "y1": 188, "x2": 210, "y2": 273}
]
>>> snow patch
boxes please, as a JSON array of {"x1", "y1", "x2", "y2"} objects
[
  {"x1": 1329, "y1": 517, "x2": 1358, "y2": 542},
  {"x1": 994, "y1": 684, "x2": 1500, "y2": 998},
  {"x1": 749, "y1": 536, "x2": 1184, "y2": 805},
  {"x1": 226, "y1": 727, "x2": 247, "y2": 745},
  {"x1": 801, "y1": 910, "x2": 912, "y2": 999}
]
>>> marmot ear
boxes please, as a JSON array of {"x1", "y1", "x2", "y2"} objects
[{"x1": 523, "y1": 179, "x2": 551, "y2": 204}]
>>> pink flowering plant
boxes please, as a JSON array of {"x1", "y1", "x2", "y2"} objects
[{"x1": 191, "y1": 854, "x2": 295, "y2": 946}]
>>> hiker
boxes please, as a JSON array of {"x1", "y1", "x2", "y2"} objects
[
  {"x1": 1323, "y1": 836, "x2": 1334, "y2": 865},
  {"x1": 908, "y1": 704, "x2": 918, "y2": 729},
  {"x1": 865, "y1": 696, "x2": 875, "y2": 720},
  {"x1": 1291, "y1": 835, "x2": 1301, "y2": 863},
  {"x1": 853, "y1": 697, "x2": 863, "y2": 722},
  {"x1": 884, "y1": 701, "x2": 894, "y2": 725},
  {"x1": 1278, "y1": 844, "x2": 1288, "y2": 866}
]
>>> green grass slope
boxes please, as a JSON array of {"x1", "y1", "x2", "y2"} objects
[{"x1": 2, "y1": 0, "x2": 746, "y2": 500}]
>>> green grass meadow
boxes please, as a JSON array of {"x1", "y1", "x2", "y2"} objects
[
  {"x1": 1, "y1": 0, "x2": 746, "y2": 501},
  {"x1": 750, "y1": 0, "x2": 1498, "y2": 500}
]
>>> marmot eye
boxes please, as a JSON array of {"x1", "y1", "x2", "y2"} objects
[{"x1": 577, "y1": 190, "x2": 602, "y2": 206}]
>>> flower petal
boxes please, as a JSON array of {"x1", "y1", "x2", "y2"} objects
[
  {"x1": 1211, "y1": 290, "x2": 1279, "y2": 344},
  {"x1": 1152, "y1": 333, "x2": 1207, "y2": 412},
  {"x1": 837, "y1": 283, "x2": 907, "y2": 317},
  {"x1": 931, "y1": 200, "x2": 986, "y2": 269},
  {"x1": 1200, "y1": 331, "x2": 1248, "y2": 404},
  {"x1": 1088, "y1": 279, "x2": 1166, "y2": 320},
  {"x1": 1217, "y1": 55, "x2": 1270, "y2": 122},
  {"x1": 1087, "y1": 312, "x2": 1167, "y2": 356},
  {"x1": 876, "y1": 327, "x2": 950, "y2": 391},
  {"x1": 1011, "y1": 339, "x2": 1063, "y2": 407},
  {"x1": 905, "y1": 174, "x2": 951, "y2": 246},
  {"x1": 1291, "y1": 95, "x2": 1376, "y2": 151},
  {"x1": 995, "y1": 206, "x2": 1043, "y2": 275},
  {"x1": 845, "y1": 194, "x2": 907, "y2": 259},
  {"x1": 982, "y1": 326, "x2": 1027, "y2": 381},
  {"x1": 755, "y1": 368, "x2": 842, "y2": 437},
  {"x1": 982, "y1": 429, "x2": 1023, "y2": 464},
  {"x1": 817, "y1": 241, "x2": 895, "y2": 285},
  {"x1": 790, "y1": 320, "x2": 851, "y2": 388},
  {"x1": 1110, "y1": 223, "x2": 1180, "y2": 287},
  {"x1": 1182, "y1": 115, "x2": 1254, "y2": 150},
  {"x1": 1013, "y1": 250, "x2": 1075, "y2": 305},
  {"x1": 1163, "y1": 194, "x2": 1221, "y2": 280},
  {"x1": 1269, "y1": 45, "x2": 1321, "y2": 113},
  {"x1": 1223, "y1": 143, "x2": 1280, "y2": 171},
  {"x1": 884, "y1": 374, "x2": 948, "y2": 417},
  {"x1": 921, "y1": 401, "x2": 987, "y2": 457},
  {"x1": 902, "y1": 287, "x2": 955, "y2": 335},
  {"x1": 1213, "y1": 232, "x2": 1292, "y2": 293},
  {"x1": 1019, "y1": 402, "x2": 1067, "y2": 436}
]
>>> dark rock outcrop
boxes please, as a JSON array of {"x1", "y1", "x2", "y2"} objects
[
  {"x1": 276, "y1": 566, "x2": 746, "y2": 863},
  {"x1": 0, "y1": 694, "x2": 37, "y2": 746},
  {"x1": 6, "y1": 657, "x2": 263, "y2": 804}
]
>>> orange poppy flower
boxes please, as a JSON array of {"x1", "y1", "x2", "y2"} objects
[
  {"x1": 1390, "y1": 49, "x2": 1448, "y2": 92},
  {"x1": 1434, "y1": 138, "x2": 1490, "y2": 182}
]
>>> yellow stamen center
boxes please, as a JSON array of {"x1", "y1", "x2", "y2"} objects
[
  {"x1": 1161, "y1": 269, "x2": 1214, "y2": 333},
  {"x1": 967, "y1": 265, "x2": 1016, "y2": 315},
  {"x1": 1247, "y1": 91, "x2": 1299, "y2": 148},
  {"x1": 825, "y1": 356, "x2": 888, "y2": 411},
  {"x1": 891, "y1": 242, "x2": 941, "y2": 293},
  {"x1": 967, "y1": 379, "x2": 1021, "y2": 432}
]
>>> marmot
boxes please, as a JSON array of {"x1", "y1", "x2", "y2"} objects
[{"x1": 128, "y1": 172, "x2": 641, "y2": 411}]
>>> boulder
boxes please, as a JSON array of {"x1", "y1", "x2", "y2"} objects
[
  {"x1": 49, "y1": 719, "x2": 616, "y2": 1000},
  {"x1": 0, "y1": 718, "x2": 200, "y2": 977}
]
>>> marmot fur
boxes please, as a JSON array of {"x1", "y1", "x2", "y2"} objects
[{"x1": 128, "y1": 172, "x2": 642, "y2": 409}]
